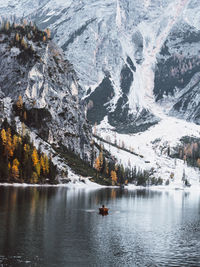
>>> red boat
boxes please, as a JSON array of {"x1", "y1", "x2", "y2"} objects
[{"x1": 99, "y1": 207, "x2": 109, "y2": 215}]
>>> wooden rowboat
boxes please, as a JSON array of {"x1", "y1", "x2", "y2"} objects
[{"x1": 99, "y1": 207, "x2": 109, "y2": 215}]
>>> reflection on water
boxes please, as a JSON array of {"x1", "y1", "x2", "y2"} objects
[{"x1": 0, "y1": 187, "x2": 200, "y2": 267}]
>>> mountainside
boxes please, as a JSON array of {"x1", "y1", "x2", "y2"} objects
[
  {"x1": 154, "y1": 21, "x2": 200, "y2": 123},
  {"x1": 1, "y1": 0, "x2": 199, "y2": 132},
  {"x1": 0, "y1": 0, "x2": 200, "y2": 187},
  {"x1": 0, "y1": 23, "x2": 93, "y2": 175}
]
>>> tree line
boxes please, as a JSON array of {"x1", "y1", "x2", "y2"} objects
[
  {"x1": 0, "y1": 17, "x2": 51, "y2": 43},
  {"x1": 0, "y1": 120, "x2": 57, "y2": 184},
  {"x1": 0, "y1": 18, "x2": 51, "y2": 62},
  {"x1": 178, "y1": 137, "x2": 200, "y2": 169},
  {"x1": 93, "y1": 145, "x2": 162, "y2": 186}
]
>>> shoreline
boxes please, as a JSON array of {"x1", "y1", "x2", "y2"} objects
[{"x1": 0, "y1": 181, "x2": 200, "y2": 192}]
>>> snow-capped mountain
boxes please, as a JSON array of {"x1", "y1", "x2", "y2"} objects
[
  {"x1": 0, "y1": 0, "x2": 200, "y2": 186},
  {"x1": 0, "y1": 23, "x2": 92, "y2": 164},
  {"x1": 1, "y1": 0, "x2": 199, "y2": 132}
]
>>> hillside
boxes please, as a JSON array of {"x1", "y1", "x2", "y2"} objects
[
  {"x1": 0, "y1": 22, "x2": 95, "y2": 183},
  {"x1": 0, "y1": 22, "x2": 140, "y2": 186}
]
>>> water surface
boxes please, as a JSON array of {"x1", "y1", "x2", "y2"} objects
[{"x1": 0, "y1": 187, "x2": 200, "y2": 266}]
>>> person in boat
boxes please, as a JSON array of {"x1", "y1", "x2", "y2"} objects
[{"x1": 99, "y1": 205, "x2": 108, "y2": 215}]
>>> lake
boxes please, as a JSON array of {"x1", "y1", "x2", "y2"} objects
[{"x1": 0, "y1": 186, "x2": 200, "y2": 267}]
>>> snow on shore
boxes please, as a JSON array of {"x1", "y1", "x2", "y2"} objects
[
  {"x1": 0, "y1": 181, "x2": 200, "y2": 192},
  {"x1": 96, "y1": 115, "x2": 200, "y2": 187},
  {"x1": 0, "y1": 178, "x2": 102, "y2": 189}
]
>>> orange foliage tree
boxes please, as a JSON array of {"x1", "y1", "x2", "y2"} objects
[
  {"x1": 32, "y1": 148, "x2": 39, "y2": 166},
  {"x1": 12, "y1": 159, "x2": 20, "y2": 180},
  {"x1": 1, "y1": 129, "x2": 7, "y2": 145},
  {"x1": 111, "y1": 170, "x2": 117, "y2": 184}
]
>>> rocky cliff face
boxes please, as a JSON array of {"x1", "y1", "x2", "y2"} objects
[
  {"x1": 2, "y1": 0, "x2": 197, "y2": 133},
  {"x1": 0, "y1": 2, "x2": 200, "y2": 134},
  {"x1": 0, "y1": 0, "x2": 196, "y2": 132},
  {"x1": 154, "y1": 21, "x2": 200, "y2": 124},
  {"x1": 0, "y1": 1, "x2": 200, "y2": 138},
  {"x1": 0, "y1": 24, "x2": 92, "y2": 161}
]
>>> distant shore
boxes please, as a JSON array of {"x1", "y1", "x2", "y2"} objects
[{"x1": 0, "y1": 181, "x2": 200, "y2": 192}]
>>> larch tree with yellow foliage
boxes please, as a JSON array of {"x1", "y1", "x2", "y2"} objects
[
  {"x1": 0, "y1": 123, "x2": 57, "y2": 183},
  {"x1": 21, "y1": 37, "x2": 28, "y2": 49},
  {"x1": 15, "y1": 33, "x2": 20, "y2": 42},
  {"x1": 94, "y1": 156, "x2": 101, "y2": 172},
  {"x1": 35, "y1": 163, "x2": 41, "y2": 177},
  {"x1": 32, "y1": 148, "x2": 39, "y2": 167},
  {"x1": 12, "y1": 159, "x2": 20, "y2": 180},
  {"x1": 13, "y1": 135, "x2": 19, "y2": 149},
  {"x1": 5, "y1": 21, "x2": 10, "y2": 31},
  {"x1": 1, "y1": 129, "x2": 7, "y2": 145},
  {"x1": 111, "y1": 170, "x2": 117, "y2": 185},
  {"x1": 5, "y1": 128, "x2": 13, "y2": 158}
]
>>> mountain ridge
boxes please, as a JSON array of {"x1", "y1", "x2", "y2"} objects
[{"x1": 10, "y1": 0, "x2": 199, "y2": 132}]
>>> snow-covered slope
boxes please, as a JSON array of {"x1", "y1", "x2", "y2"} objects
[
  {"x1": 96, "y1": 114, "x2": 200, "y2": 187},
  {"x1": 23, "y1": 0, "x2": 200, "y2": 131}
]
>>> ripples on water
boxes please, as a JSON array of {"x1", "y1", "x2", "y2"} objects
[{"x1": 0, "y1": 187, "x2": 200, "y2": 267}]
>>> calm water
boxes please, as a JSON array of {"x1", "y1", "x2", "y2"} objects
[{"x1": 0, "y1": 187, "x2": 200, "y2": 267}]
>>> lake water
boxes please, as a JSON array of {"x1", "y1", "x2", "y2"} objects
[{"x1": 0, "y1": 186, "x2": 200, "y2": 267}]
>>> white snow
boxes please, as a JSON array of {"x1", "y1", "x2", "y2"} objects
[
  {"x1": 128, "y1": 0, "x2": 190, "y2": 113},
  {"x1": 96, "y1": 114, "x2": 200, "y2": 187},
  {"x1": 14, "y1": 117, "x2": 102, "y2": 188},
  {"x1": 26, "y1": 66, "x2": 44, "y2": 102},
  {"x1": 10, "y1": 47, "x2": 20, "y2": 56},
  {"x1": 115, "y1": 0, "x2": 122, "y2": 29},
  {"x1": 0, "y1": 179, "x2": 103, "y2": 189},
  {"x1": 71, "y1": 81, "x2": 78, "y2": 96}
]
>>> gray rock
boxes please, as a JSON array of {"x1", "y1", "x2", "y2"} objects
[{"x1": 0, "y1": 25, "x2": 92, "y2": 161}]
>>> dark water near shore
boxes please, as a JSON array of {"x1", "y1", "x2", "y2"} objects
[{"x1": 0, "y1": 186, "x2": 200, "y2": 267}]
